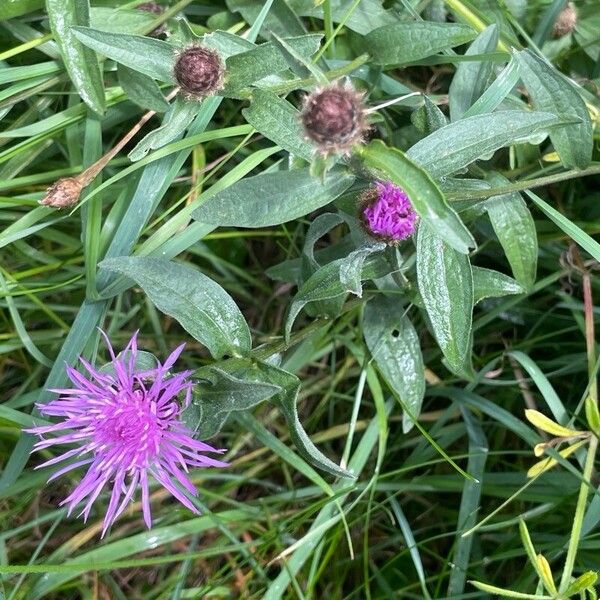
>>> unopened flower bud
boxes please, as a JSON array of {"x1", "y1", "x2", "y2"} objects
[
  {"x1": 174, "y1": 46, "x2": 224, "y2": 100},
  {"x1": 40, "y1": 177, "x2": 83, "y2": 209},
  {"x1": 300, "y1": 81, "x2": 368, "y2": 156},
  {"x1": 553, "y1": 2, "x2": 577, "y2": 37},
  {"x1": 360, "y1": 181, "x2": 418, "y2": 244},
  {"x1": 137, "y1": 1, "x2": 167, "y2": 38}
]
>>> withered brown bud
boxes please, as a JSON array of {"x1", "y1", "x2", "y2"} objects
[
  {"x1": 137, "y1": 2, "x2": 167, "y2": 38},
  {"x1": 300, "y1": 81, "x2": 368, "y2": 156},
  {"x1": 173, "y1": 46, "x2": 224, "y2": 100},
  {"x1": 40, "y1": 177, "x2": 83, "y2": 209},
  {"x1": 553, "y1": 2, "x2": 577, "y2": 37}
]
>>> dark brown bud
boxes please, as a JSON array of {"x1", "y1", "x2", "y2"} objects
[
  {"x1": 300, "y1": 81, "x2": 368, "y2": 156},
  {"x1": 137, "y1": 2, "x2": 167, "y2": 38},
  {"x1": 40, "y1": 177, "x2": 83, "y2": 209},
  {"x1": 173, "y1": 46, "x2": 224, "y2": 100},
  {"x1": 553, "y1": 2, "x2": 577, "y2": 37}
]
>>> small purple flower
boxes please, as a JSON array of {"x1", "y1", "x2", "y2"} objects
[
  {"x1": 361, "y1": 181, "x2": 418, "y2": 243},
  {"x1": 26, "y1": 331, "x2": 227, "y2": 537}
]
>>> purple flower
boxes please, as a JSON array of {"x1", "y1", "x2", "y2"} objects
[
  {"x1": 26, "y1": 331, "x2": 227, "y2": 537},
  {"x1": 361, "y1": 181, "x2": 418, "y2": 243}
]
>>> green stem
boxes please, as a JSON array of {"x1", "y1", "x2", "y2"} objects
[
  {"x1": 323, "y1": 0, "x2": 335, "y2": 58},
  {"x1": 443, "y1": 0, "x2": 510, "y2": 52},
  {"x1": 313, "y1": 0, "x2": 361, "y2": 62},
  {"x1": 558, "y1": 435, "x2": 598, "y2": 593},
  {"x1": 0, "y1": 34, "x2": 52, "y2": 62},
  {"x1": 445, "y1": 164, "x2": 600, "y2": 202}
]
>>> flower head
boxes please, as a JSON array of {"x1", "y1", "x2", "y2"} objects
[
  {"x1": 553, "y1": 2, "x2": 577, "y2": 37},
  {"x1": 40, "y1": 177, "x2": 83, "y2": 209},
  {"x1": 360, "y1": 181, "x2": 418, "y2": 244},
  {"x1": 300, "y1": 80, "x2": 368, "y2": 156},
  {"x1": 173, "y1": 45, "x2": 224, "y2": 100},
  {"x1": 27, "y1": 331, "x2": 227, "y2": 537}
]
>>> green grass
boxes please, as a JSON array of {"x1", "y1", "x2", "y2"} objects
[{"x1": 1, "y1": 0, "x2": 600, "y2": 598}]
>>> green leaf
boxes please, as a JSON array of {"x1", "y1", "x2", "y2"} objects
[
  {"x1": 508, "y1": 350, "x2": 568, "y2": 424},
  {"x1": 201, "y1": 30, "x2": 256, "y2": 59},
  {"x1": 72, "y1": 26, "x2": 176, "y2": 83},
  {"x1": 358, "y1": 140, "x2": 475, "y2": 253},
  {"x1": 472, "y1": 267, "x2": 524, "y2": 303},
  {"x1": 411, "y1": 95, "x2": 448, "y2": 134},
  {"x1": 270, "y1": 32, "x2": 327, "y2": 83},
  {"x1": 364, "y1": 21, "x2": 476, "y2": 66},
  {"x1": 564, "y1": 571, "x2": 598, "y2": 596},
  {"x1": 449, "y1": 24, "x2": 498, "y2": 121},
  {"x1": 117, "y1": 64, "x2": 170, "y2": 113},
  {"x1": 100, "y1": 257, "x2": 251, "y2": 359},
  {"x1": 226, "y1": 0, "x2": 306, "y2": 38},
  {"x1": 192, "y1": 167, "x2": 354, "y2": 227},
  {"x1": 187, "y1": 362, "x2": 280, "y2": 438},
  {"x1": 407, "y1": 110, "x2": 569, "y2": 179},
  {"x1": 0, "y1": 0, "x2": 44, "y2": 20},
  {"x1": 526, "y1": 190, "x2": 600, "y2": 264},
  {"x1": 225, "y1": 34, "x2": 322, "y2": 92},
  {"x1": 519, "y1": 519, "x2": 542, "y2": 576},
  {"x1": 47, "y1": 0, "x2": 105, "y2": 115},
  {"x1": 363, "y1": 295, "x2": 425, "y2": 433},
  {"x1": 249, "y1": 360, "x2": 354, "y2": 478},
  {"x1": 290, "y1": 0, "x2": 395, "y2": 35},
  {"x1": 515, "y1": 49, "x2": 593, "y2": 169},
  {"x1": 417, "y1": 222, "x2": 473, "y2": 376},
  {"x1": 89, "y1": 7, "x2": 156, "y2": 35},
  {"x1": 339, "y1": 244, "x2": 386, "y2": 296},
  {"x1": 285, "y1": 253, "x2": 391, "y2": 339},
  {"x1": 485, "y1": 173, "x2": 537, "y2": 291},
  {"x1": 462, "y1": 56, "x2": 520, "y2": 118},
  {"x1": 99, "y1": 350, "x2": 159, "y2": 378},
  {"x1": 585, "y1": 396, "x2": 600, "y2": 436},
  {"x1": 128, "y1": 97, "x2": 199, "y2": 161},
  {"x1": 242, "y1": 89, "x2": 314, "y2": 161}
]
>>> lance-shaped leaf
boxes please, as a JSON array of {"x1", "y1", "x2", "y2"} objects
[
  {"x1": 363, "y1": 295, "x2": 425, "y2": 433},
  {"x1": 359, "y1": 140, "x2": 475, "y2": 253},
  {"x1": 364, "y1": 21, "x2": 476, "y2": 66},
  {"x1": 89, "y1": 7, "x2": 157, "y2": 35},
  {"x1": 100, "y1": 257, "x2": 251, "y2": 359},
  {"x1": 187, "y1": 363, "x2": 281, "y2": 438},
  {"x1": 250, "y1": 360, "x2": 354, "y2": 478},
  {"x1": 285, "y1": 252, "x2": 391, "y2": 340},
  {"x1": 118, "y1": 65, "x2": 169, "y2": 113},
  {"x1": 449, "y1": 25, "x2": 498, "y2": 121},
  {"x1": 192, "y1": 167, "x2": 354, "y2": 227},
  {"x1": 485, "y1": 172, "x2": 537, "y2": 291},
  {"x1": 48, "y1": 0, "x2": 105, "y2": 114},
  {"x1": 224, "y1": 34, "x2": 322, "y2": 92},
  {"x1": 243, "y1": 89, "x2": 314, "y2": 161},
  {"x1": 472, "y1": 267, "x2": 524, "y2": 304},
  {"x1": 417, "y1": 222, "x2": 473, "y2": 377},
  {"x1": 407, "y1": 110, "x2": 570, "y2": 179},
  {"x1": 0, "y1": 0, "x2": 44, "y2": 20},
  {"x1": 72, "y1": 26, "x2": 176, "y2": 83},
  {"x1": 128, "y1": 97, "x2": 200, "y2": 161},
  {"x1": 515, "y1": 49, "x2": 592, "y2": 169},
  {"x1": 524, "y1": 409, "x2": 581, "y2": 438}
]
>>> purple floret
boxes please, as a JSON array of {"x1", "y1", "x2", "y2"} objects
[
  {"x1": 26, "y1": 330, "x2": 227, "y2": 537},
  {"x1": 362, "y1": 181, "x2": 418, "y2": 242}
]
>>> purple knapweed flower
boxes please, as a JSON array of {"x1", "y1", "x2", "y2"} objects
[
  {"x1": 26, "y1": 331, "x2": 227, "y2": 537},
  {"x1": 361, "y1": 181, "x2": 418, "y2": 244}
]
